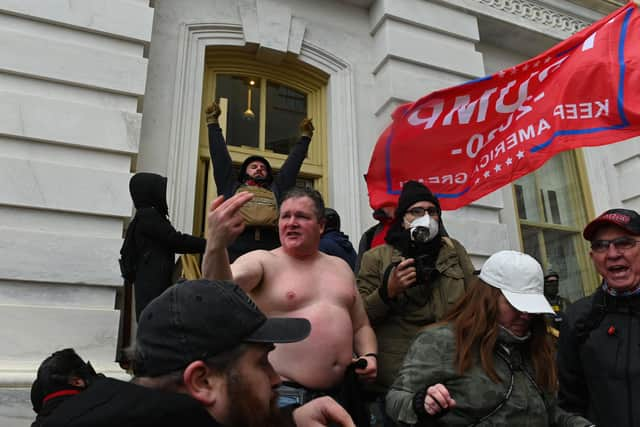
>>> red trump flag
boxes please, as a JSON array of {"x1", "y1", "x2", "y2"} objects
[{"x1": 366, "y1": 2, "x2": 640, "y2": 211}]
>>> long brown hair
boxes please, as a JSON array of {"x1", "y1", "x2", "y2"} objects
[{"x1": 444, "y1": 278, "x2": 557, "y2": 391}]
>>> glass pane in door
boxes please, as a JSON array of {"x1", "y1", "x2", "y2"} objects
[
  {"x1": 266, "y1": 81, "x2": 307, "y2": 154},
  {"x1": 216, "y1": 74, "x2": 260, "y2": 148}
]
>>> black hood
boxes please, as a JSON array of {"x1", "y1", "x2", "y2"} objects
[
  {"x1": 129, "y1": 173, "x2": 169, "y2": 217},
  {"x1": 238, "y1": 155, "x2": 273, "y2": 186},
  {"x1": 31, "y1": 348, "x2": 98, "y2": 414}
]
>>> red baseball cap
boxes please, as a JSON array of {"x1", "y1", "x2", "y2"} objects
[{"x1": 583, "y1": 208, "x2": 640, "y2": 241}]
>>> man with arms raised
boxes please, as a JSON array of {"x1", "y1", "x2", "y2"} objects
[{"x1": 203, "y1": 188, "x2": 377, "y2": 409}]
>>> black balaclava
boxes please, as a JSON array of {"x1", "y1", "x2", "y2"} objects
[
  {"x1": 544, "y1": 271, "x2": 560, "y2": 299},
  {"x1": 238, "y1": 155, "x2": 274, "y2": 186},
  {"x1": 129, "y1": 172, "x2": 169, "y2": 217}
]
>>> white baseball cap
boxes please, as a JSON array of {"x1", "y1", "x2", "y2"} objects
[{"x1": 479, "y1": 250, "x2": 554, "y2": 314}]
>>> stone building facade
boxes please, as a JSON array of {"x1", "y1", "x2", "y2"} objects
[{"x1": 1, "y1": 0, "x2": 636, "y2": 425}]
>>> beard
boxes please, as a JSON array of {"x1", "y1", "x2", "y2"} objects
[
  {"x1": 226, "y1": 370, "x2": 284, "y2": 427},
  {"x1": 251, "y1": 175, "x2": 270, "y2": 185}
]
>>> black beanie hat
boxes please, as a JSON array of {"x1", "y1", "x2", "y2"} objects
[{"x1": 396, "y1": 181, "x2": 441, "y2": 218}]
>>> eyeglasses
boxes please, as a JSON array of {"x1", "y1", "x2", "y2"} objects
[
  {"x1": 591, "y1": 236, "x2": 640, "y2": 253},
  {"x1": 406, "y1": 206, "x2": 438, "y2": 217}
]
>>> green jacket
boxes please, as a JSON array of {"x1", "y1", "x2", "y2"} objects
[
  {"x1": 357, "y1": 238, "x2": 474, "y2": 390},
  {"x1": 386, "y1": 324, "x2": 593, "y2": 427}
]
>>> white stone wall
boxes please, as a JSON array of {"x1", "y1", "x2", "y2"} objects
[
  {"x1": 583, "y1": 139, "x2": 640, "y2": 214},
  {"x1": 0, "y1": 1, "x2": 153, "y2": 425}
]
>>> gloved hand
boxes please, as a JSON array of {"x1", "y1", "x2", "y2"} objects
[
  {"x1": 205, "y1": 101, "x2": 222, "y2": 125},
  {"x1": 300, "y1": 118, "x2": 314, "y2": 138}
]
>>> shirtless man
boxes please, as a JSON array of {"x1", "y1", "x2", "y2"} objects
[{"x1": 202, "y1": 187, "x2": 377, "y2": 394}]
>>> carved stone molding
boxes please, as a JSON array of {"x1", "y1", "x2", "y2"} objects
[{"x1": 476, "y1": 0, "x2": 590, "y2": 33}]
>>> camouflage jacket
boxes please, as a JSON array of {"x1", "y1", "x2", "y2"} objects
[
  {"x1": 357, "y1": 238, "x2": 474, "y2": 390},
  {"x1": 386, "y1": 324, "x2": 593, "y2": 427}
]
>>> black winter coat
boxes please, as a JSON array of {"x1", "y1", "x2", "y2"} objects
[
  {"x1": 38, "y1": 378, "x2": 217, "y2": 427},
  {"x1": 122, "y1": 173, "x2": 205, "y2": 319},
  {"x1": 558, "y1": 286, "x2": 640, "y2": 427}
]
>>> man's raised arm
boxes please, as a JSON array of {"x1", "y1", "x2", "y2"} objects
[{"x1": 205, "y1": 101, "x2": 236, "y2": 199}]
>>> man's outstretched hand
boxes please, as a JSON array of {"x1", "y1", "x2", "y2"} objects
[
  {"x1": 292, "y1": 396, "x2": 355, "y2": 427},
  {"x1": 205, "y1": 192, "x2": 253, "y2": 252}
]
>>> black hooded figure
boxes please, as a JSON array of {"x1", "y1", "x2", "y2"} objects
[
  {"x1": 205, "y1": 101, "x2": 314, "y2": 261},
  {"x1": 120, "y1": 173, "x2": 205, "y2": 319}
]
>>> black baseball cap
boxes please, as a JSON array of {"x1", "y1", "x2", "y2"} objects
[
  {"x1": 583, "y1": 208, "x2": 640, "y2": 241},
  {"x1": 134, "y1": 280, "x2": 311, "y2": 377}
]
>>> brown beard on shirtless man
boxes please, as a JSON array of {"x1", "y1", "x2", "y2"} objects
[{"x1": 202, "y1": 187, "x2": 377, "y2": 391}]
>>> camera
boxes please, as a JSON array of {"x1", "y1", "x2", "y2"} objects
[{"x1": 412, "y1": 252, "x2": 438, "y2": 284}]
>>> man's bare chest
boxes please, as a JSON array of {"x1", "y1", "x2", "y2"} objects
[{"x1": 254, "y1": 262, "x2": 355, "y2": 313}]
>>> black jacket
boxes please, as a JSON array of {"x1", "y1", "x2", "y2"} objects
[
  {"x1": 319, "y1": 230, "x2": 357, "y2": 271},
  {"x1": 32, "y1": 392, "x2": 78, "y2": 427},
  {"x1": 38, "y1": 377, "x2": 217, "y2": 427},
  {"x1": 558, "y1": 286, "x2": 640, "y2": 427},
  {"x1": 207, "y1": 123, "x2": 310, "y2": 203},
  {"x1": 123, "y1": 173, "x2": 206, "y2": 318}
]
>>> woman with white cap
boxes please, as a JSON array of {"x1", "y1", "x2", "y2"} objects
[{"x1": 386, "y1": 250, "x2": 593, "y2": 426}]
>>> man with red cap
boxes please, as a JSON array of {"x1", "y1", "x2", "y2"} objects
[{"x1": 557, "y1": 208, "x2": 640, "y2": 427}]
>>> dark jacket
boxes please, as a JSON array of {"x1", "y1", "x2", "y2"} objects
[
  {"x1": 38, "y1": 377, "x2": 217, "y2": 427},
  {"x1": 319, "y1": 230, "x2": 357, "y2": 271},
  {"x1": 558, "y1": 286, "x2": 640, "y2": 427},
  {"x1": 207, "y1": 123, "x2": 310, "y2": 203},
  {"x1": 123, "y1": 173, "x2": 206, "y2": 318},
  {"x1": 356, "y1": 222, "x2": 384, "y2": 274},
  {"x1": 32, "y1": 391, "x2": 79, "y2": 427},
  {"x1": 387, "y1": 324, "x2": 592, "y2": 426}
]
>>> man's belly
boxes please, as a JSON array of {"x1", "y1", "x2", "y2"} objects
[{"x1": 269, "y1": 302, "x2": 354, "y2": 390}]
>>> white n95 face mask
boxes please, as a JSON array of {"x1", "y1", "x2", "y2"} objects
[{"x1": 409, "y1": 215, "x2": 439, "y2": 243}]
